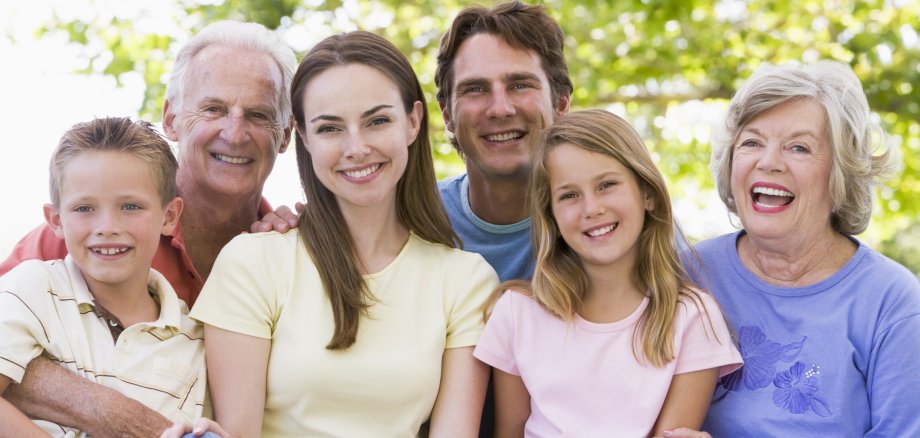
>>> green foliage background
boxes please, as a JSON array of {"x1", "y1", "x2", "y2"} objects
[{"x1": 27, "y1": 0, "x2": 920, "y2": 273}]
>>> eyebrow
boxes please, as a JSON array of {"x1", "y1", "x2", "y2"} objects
[
  {"x1": 454, "y1": 71, "x2": 543, "y2": 90},
  {"x1": 741, "y1": 127, "x2": 822, "y2": 141},
  {"x1": 551, "y1": 171, "x2": 623, "y2": 193},
  {"x1": 309, "y1": 104, "x2": 394, "y2": 124},
  {"x1": 506, "y1": 72, "x2": 542, "y2": 83}
]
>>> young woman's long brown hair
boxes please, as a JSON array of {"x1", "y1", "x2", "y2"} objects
[
  {"x1": 290, "y1": 31, "x2": 459, "y2": 349},
  {"x1": 528, "y1": 109, "x2": 716, "y2": 366}
]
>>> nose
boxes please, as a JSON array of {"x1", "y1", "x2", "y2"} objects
[
  {"x1": 756, "y1": 143, "x2": 786, "y2": 173},
  {"x1": 583, "y1": 193, "x2": 605, "y2": 219},
  {"x1": 220, "y1": 109, "x2": 250, "y2": 145},
  {"x1": 94, "y1": 209, "x2": 122, "y2": 236},
  {"x1": 485, "y1": 88, "x2": 516, "y2": 119},
  {"x1": 344, "y1": 130, "x2": 371, "y2": 160}
]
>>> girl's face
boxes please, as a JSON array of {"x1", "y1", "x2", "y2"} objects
[
  {"x1": 547, "y1": 142, "x2": 652, "y2": 277},
  {"x1": 299, "y1": 63, "x2": 422, "y2": 213}
]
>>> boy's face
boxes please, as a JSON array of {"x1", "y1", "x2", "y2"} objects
[{"x1": 44, "y1": 151, "x2": 182, "y2": 296}]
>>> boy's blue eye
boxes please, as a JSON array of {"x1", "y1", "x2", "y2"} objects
[
  {"x1": 74, "y1": 206, "x2": 93, "y2": 213},
  {"x1": 123, "y1": 203, "x2": 142, "y2": 211}
]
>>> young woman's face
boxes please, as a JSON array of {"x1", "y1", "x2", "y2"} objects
[
  {"x1": 299, "y1": 63, "x2": 422, "y2": 213},
  {"x1": 547, "y1": 142, "x2": 652, "y2": 276}
]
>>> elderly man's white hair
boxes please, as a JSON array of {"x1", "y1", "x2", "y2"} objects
[{"x1": 165, "y1": 20, "x2": 297, "y2": 128}]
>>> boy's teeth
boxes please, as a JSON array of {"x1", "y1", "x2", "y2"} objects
[
  {"x1": 587, "y1": 224, "x2": 616, "y2": 237},
  {"x1": 94, "y1": 247, "x2": 128, "y2": 255},
  {"x1": 486, "y1": 132, "x2": 522, "y2": 142},
  {"x1": 752, "y1": 187, "x2": 793, "y2": 197},
  {"x1": 215, "y1": 154, "x2": 251, "y2": 164},
  {"x1": 344, "y1": 164, "x2": 380, "y2": 178}
]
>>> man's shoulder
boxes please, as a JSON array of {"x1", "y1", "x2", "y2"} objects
[
  {"x1": 0, "y1": 223, "x2": 68, "y2": 275},
  {"x1": 437, "y1": 173, "x2": 466, "y2": 198}
]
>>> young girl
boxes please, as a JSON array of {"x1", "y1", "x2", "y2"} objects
[{"x1": 473, "y1": 109, "x2": 742, "y2": 437}]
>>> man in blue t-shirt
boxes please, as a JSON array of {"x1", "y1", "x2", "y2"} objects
[
  {"x1": 433, "y1": 1, "x2": 573, "y2": 283},
  {"x1": 432, "y1": 3, "x2": 573, "y2": 437}
]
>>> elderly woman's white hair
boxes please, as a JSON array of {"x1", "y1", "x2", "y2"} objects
[
  {"x1": 711, "y1": 60, "x2": 901, "y2": 235},
  {"x1": 165, "y1": 21, "x2": 297, "y2": 136}
]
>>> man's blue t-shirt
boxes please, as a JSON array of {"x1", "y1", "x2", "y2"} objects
[{"x1": 438, "y1": 174, "x2": 534, "y2": 282}]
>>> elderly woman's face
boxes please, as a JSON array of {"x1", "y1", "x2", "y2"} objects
[{"x1": 730, "y1": 98, "x2": 834, "y2": 242}]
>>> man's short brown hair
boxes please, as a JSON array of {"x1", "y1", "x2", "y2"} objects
[{"x1": 435, "y1": 1, "x2": 573, "y2": 111}]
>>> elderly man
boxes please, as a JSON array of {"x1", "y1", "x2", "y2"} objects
[{"x1": 0, "y1": 20, "x2": 296, "y2": 437}]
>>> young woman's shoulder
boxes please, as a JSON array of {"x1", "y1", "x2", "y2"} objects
[{"x1": 225, "y1": 227, "x2": 303, "y2": 255}]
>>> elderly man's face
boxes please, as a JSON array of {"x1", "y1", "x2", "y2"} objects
[
  {"x1": 164, "y1": 45, "x2": 289, "y2": 200},
  {"x1": 730, "y1": 98, "x2": 834, "y2": 242}
]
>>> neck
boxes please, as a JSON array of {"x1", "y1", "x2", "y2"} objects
[
  {"x1": 177, "y1": 185, "x2": 263, "y2": 281},
  {"x1": 340, "y1": 200, "x2": 409, "y2": 275},
  {"x1": 579, "y1": 259, "x2": 644, "y2": 323},
  {"x1": 738, "y1": 228, "x2": 856, "y2": 287},
  {"x1": 465, "y1": 170, "x2": 529, "y2": 225},
  {"x1": 90, "y1": 280, "x2": 159, "y2": 328}
]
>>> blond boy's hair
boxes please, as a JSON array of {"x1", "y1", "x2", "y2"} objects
[{"x1": 49, "y1": 117, "x2": 178, "y2": 207}]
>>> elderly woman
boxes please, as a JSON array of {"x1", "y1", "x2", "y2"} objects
[{"x1": 684, "y1": 61, "x2": 920, "y2": 436}]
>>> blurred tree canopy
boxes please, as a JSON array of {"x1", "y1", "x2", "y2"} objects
[{"x1": 26, "y1": 0, "x2": 920, "y2": 272}]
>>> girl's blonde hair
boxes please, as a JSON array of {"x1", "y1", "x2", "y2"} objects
[{"x1": 526, "y1": 109, "x2": 712, "y2": 367}]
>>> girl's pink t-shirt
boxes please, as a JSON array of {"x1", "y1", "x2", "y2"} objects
[{"x1": 474, "y1": 290, "x2": 742, "y2": 437}]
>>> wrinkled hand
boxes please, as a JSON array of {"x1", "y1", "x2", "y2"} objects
[
  {"x1": 250, "y1": 202, "x2": 304, "y2": 233},
  {"x1": 660, "y1": 427, "x2": 712, "y2": 438},
  {"x1": 160, "y1": 418, "x2": 232, "y2": 438}
]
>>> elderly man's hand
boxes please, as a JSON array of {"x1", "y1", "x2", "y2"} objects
[{"x1": 250, "y1": 202, "x2": 304, "y2": 233}]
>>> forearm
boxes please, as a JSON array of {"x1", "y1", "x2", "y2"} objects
[
  {"x1": 0, "y1": 397, "x2": 48, "y2": 438},
  {"x1": 4, "y1": 356, "x2": 170, "y2": 438}
]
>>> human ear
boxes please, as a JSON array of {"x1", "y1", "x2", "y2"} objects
[
  {"x1": 439, "y1": 100, "x2": 455, "y2": 133},
  {"x1": 162, "y1": 99, "x2": 180, "y2": 142},
  {"x1": 644, "y1": 190, "x2": 656, "y2": 212},
  {"x1": 160, "y1": 197, "x2": 184, "y2": 236},
  {"x1": 407, "y1": 101, "x2": 424, "y2": 145},
  {"x1": 43, "y1": 204, "x2": 65, "y2": 238},
  {"x1": 279, "y1": 116, "x2": 294, "y2": 154},
  {"x1": 555, "y1": 93, "x2": 572, "y2": 117}
]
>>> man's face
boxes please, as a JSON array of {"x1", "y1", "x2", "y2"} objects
[
  {"x1": 442, "y1": 33, "x2": 569, "y2": 182},
  {"x1": 164, "y1": 45, "x2": 290, "y2": 199}
]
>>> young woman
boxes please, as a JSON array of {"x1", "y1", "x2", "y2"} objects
[
  {"x1": 175, "y1": 31, "x2": 498, "y2": 437},
  {"x1": 474, "y1": 109, "x2": 742, "y2": 437}
]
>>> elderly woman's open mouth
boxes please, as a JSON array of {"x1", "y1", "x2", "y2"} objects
[{"x1": 751, "y1": 182, "x2": 795, "y2": 212}]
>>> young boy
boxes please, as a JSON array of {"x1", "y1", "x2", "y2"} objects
[{"x1": 0, "y1": 117, "x2": 205, "y2": 436}]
